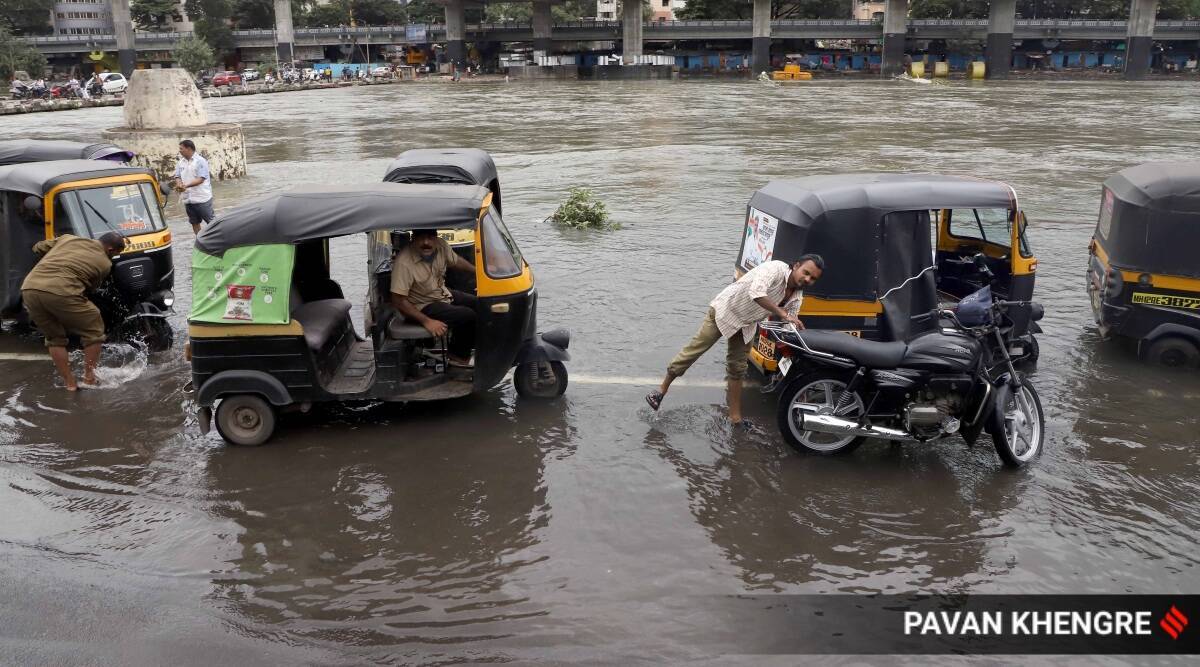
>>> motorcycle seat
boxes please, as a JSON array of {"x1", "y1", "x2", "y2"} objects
[{"x1": 793, "y1": 330, "x2": 908, "y2": 369}]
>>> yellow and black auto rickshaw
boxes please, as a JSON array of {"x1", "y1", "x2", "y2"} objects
[
  {"x1": 1088, "y1": 161, "x2": 1200, "y2": 367},
  {"x1": 741, "y1": 174, "x2": 1042, "y2": 383},
  {"x1": 0, "y1": 159, "x2": 175, "y2": 350},
  {"x1": 187, "y1": 183, "x2": 570, "y2": 446}
]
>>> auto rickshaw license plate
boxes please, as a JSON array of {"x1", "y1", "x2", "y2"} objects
[{"x1": 755, "y1": 337, "x2": 775, "y2": 360}]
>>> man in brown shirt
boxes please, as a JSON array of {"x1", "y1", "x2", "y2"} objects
[
  {"x1": 21, "y1": 232, "x2": 127, "y2": 391},
  {"x1": 389, "y1": 229, "x2": 476, "y2": 366}
]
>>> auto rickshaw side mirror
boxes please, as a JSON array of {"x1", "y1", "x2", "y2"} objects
[
  {"x1": 22, "y1": 195, "x2": 43, "y2": 216},
  {"x1": 159, "y1": 181, "x2": 172, "y2": 197}
]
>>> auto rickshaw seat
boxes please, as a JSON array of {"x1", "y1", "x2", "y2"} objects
[
  {"x1": 386, "y1": 316, "x2": 433, "y2": 341},
  {"x1": 291, "y1": 298, "x2": 353, "y2": 351}
]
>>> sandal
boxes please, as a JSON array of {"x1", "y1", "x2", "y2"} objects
[{"x1": 645, "y1": 391, "x2": 663, "y2": 411}]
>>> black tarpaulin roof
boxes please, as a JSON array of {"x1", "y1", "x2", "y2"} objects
[
  {"x1": 383, "y1": 148, "x2": 498, "y2": 187},
  {"x1": 195, "y1": 183, "x2": 490, "y2": 253},
  {"x1": 0, "y1": 139, "x2": 135, "y2": 166},
  {"x1": 0, "y1": 160, "x2": 154, "y2": 196}
]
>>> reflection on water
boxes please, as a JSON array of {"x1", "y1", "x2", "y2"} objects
[{"x1": 0, "y1": 80, "x2": 1198, "y2": 660}]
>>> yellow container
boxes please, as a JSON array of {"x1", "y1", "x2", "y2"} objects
[
  {"x1": 794, "y1": 71, "x2": 813, "y2": 80},
  {"x1": 772, "y1": 71, "x2": 793, "y2": 81},
  {"x1": 933, "y1": 61, "x2": 950, "y2": 77},
  {"x1": 784, "y1": 63, "x2": 802, "y2": 74},
  {"x1": 970, "y1": 61, "x2": 986, "y2": 79},
  {"x1": 910, "y1": 61, "x2": 925, "y2": 78}
]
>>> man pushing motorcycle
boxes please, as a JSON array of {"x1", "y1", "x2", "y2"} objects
[{"x1": 646, "y1": 255, "x2": 825, "y2": 425}]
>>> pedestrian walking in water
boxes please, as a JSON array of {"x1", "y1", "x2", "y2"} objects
[
  {"x1": 172, "y1": 139, "x2": 214, "y2": 234},
  {"x1": 21, "y1": 233, "x2": 127, "y2": 391},
  {"x1": 646, "y1": 255, "x2": 824, "y2": 425}
]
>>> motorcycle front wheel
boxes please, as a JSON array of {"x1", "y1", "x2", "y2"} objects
[
  {"x1": 776, "y1": 370, "x2": 866, "y2": 456},
  {"x1": 987, "y1": 380, "x2": 1045, "y2": 468}
]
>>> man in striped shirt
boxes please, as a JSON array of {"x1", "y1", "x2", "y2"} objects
[{"x1": 646, "y1": 255, "x2": 824, "y2": 425}]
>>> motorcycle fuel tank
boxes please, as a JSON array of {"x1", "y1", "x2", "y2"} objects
[{"x1": 900, "y1": 331, "x2": 981, "y2": 372}]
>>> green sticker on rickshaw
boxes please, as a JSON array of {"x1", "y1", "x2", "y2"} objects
[{"x1": 189, "y1": 245, "x2": 294, "y2": 324}]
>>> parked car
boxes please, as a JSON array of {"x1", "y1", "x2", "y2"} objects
[
  {"x1": 211, "y1": 71, "x2": 242, "y2": 87},
  {"x1": 241, "y1": 69, "x2": 260, "y2": 82},
  {"x1": 371, "y1": 66, "x2": 393, "y2": 79},
  {"x1": 99, "y1": 72, "x2": 127, "y2": 94}
]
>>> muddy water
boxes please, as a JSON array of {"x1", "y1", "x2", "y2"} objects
[{"x1": 1, "y1": 80, "x2": 1198, "y2": 663}]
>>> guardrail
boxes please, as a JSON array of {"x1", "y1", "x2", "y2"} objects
[{"x1": 19, "y1": 18, "x2": 1200, "y2": 52}]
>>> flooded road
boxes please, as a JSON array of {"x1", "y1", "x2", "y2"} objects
[{"x1": 1, "y1": 79, "x2": 1199, "y2": 663}]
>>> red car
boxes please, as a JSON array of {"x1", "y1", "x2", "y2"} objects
[{"x1": 211, "y1": 71, "x2": 242, "y2": 87}]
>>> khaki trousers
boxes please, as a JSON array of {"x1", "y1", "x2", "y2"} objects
[
  {"x1": 21, "y1": 289, "x2": 105, "y2": 348},
  {"x1": 667, "y1": 307, "x2": 750, "y2": 381}
]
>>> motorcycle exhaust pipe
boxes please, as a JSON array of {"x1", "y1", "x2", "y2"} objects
[{"x1": 797, "y1": 411, "x2": 916, "y2": 442}]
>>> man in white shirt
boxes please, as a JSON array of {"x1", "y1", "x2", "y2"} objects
[
  {"x1": 171, "y1": 139, "x2": 214, "y2": 234},
  {"x1": 646, "y1": 254, "x2": 824, "y2": 426}
]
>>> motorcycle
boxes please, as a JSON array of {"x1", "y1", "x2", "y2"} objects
[
  {"x1": 10, "y1": 80, "x2": 48, "y2": 100},
  {"x1": 764, "y1": 258, "x2": 1045, "y2": 468}
]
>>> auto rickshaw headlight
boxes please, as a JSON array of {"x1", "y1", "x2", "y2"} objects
[{"x1": 154, "y1": 289, "x2": 175, "y2": 308}]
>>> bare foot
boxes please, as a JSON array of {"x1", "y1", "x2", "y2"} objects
[{"x1": 65, "y1": 384, "x2": 79, "y2": 392}]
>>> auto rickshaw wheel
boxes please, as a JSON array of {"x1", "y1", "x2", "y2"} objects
[
  {"x1": 514, "y1": 360, "x2": 568, "y2": 399},
  {"x1": 215, "y1": 394, "x2": 277, "y2": 446},
  {"x1": 1145, "y1": 336, "x2": 1200, "y2": 369}
]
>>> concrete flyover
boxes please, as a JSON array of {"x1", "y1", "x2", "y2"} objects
[{"x1": 21, "y1": 19, "x2": 1200, "y2": 54}]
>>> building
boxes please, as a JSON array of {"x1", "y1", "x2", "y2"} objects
[
  {"x1": 51, "y1": 0, "x2": 112, "y2": 36},
  {"x1": 853, "y1": 0, "x2": 887, "y2": 21},
  {"x1": 597, "y1": 0, "x2": 687, "y2": 21}
]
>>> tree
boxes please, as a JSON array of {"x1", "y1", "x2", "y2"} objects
[
  {"x1": 678, "y1": 0, "x2": 846, "y2": 20},
  {"x1": 175, "y1": 35, "x2": 216, "y2": 74},
  {"x1": 132, "y1": 0, "x2": 183, "y2": 30},
  {"x1": 0, "y1": 25, "x2": 49, "y2": 80},
  {"x1": 185, "y1": 0, "x2": 236, "y2": 55},
  {"x1": 231, "y1": 0, "x2": 311, "y2": 29},
  {"x1": 1, "y1": 0, "x2": 55, "y2": 36},
  {"x1": 404, "y1": 0, "x2": 443, "y2": 23}
]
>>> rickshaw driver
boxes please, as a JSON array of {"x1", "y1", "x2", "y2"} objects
[
  {"x1": 390, "y1": 229, "x2": 478, "y2": 367},
  {"x1": 646, "y1": 255, "x2": 825, "y2": 425}
]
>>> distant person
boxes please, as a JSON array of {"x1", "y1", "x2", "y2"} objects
[
  {"x1": 21, "y1": 233, "x2": 127, "y2": 391},
  {"x1": 645, "y1": 255, "x2": 825, "y2": 426},
  {"x1": 171, "y1": 139, "x2": 214, "y2": 234}
]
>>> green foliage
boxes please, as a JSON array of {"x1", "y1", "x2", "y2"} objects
[
  {"x1": 678, "y1": 0, "x2": 847, "y2": 20},
  {"x1": 0, "y1": 25, "x2": 48, "y2": 80},
  {"x1": 0, "y1": 0, "x2": 55, "y2": 36},
  {"x1": 550, "y1": 188, "x2": 617, "y2": 230},
  {"x1": 175, "y1": 35, "x2": 216, "y2": 74},
  {"x1": 132, "y1": 0, "x2": 182, "y2": 30},
  {"x1": 404, "y1": 0, "x2": 443, "y2": 23},
  {"x1": 296, "y1": 0, "x2": 404, "y2": 27},
  {"x1": 185, "y1": 0, "x2": 236, "y2": 56},
  {"x1": 907, "y1": 0, "x2": 1200, "y2": 19}
]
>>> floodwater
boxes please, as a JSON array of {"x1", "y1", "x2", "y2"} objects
[{"x1": 1, "y1": 79, "x2": 1199, "y2": 663}]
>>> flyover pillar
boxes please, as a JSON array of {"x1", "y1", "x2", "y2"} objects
[
  {"x1": 533, "y1": 0, "x2": 553, "y2": 54},
  {"x1": 274, "y1": 0, "x2": 295, "y2": 65},
  {"x1": 445, "y1": 0, "x2": 466, "y2": 67},
  {"x1": 622, "y1": 0, "x2": 643, "y2": 64},
  {"x1": 1124, "y1": 0, "x2": 1158, "y2": 80},
  {"x1": 881, "y1": 0, "x2": 907, "y2": 78},
  {"x1": 985, "y1": 0, "x2": 1015, "y2": 79},
  {"x1": 752, "y1": 0, "x2": 771, "y2": 74},
  {"x1": 109, "y1": 0, "x2": 136, "y2": 77}
]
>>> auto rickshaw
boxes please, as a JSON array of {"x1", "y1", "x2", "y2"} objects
[
  {"x1": 0, "y1": 139, "x2": 136, "y2": 166},
  {"x1": 741, "y1": 174, "x2": 1042, "y2": 383},
  {"x1": 1088, "y1": 161, "x2": 1200, "y2": 367},
  {"x1": 0, "y1": 159, "x2": 175, "y2": 350},
  {"x1": 382, "y1": 148, "x2": 501, "y2": 250},
  {"x1": 187, "y1": 183, "x2": 570, "y2": 447}
]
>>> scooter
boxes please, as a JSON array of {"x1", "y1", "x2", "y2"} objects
[{"x1": 765, "y1": 271, "x2": 1045, "y2": 468}]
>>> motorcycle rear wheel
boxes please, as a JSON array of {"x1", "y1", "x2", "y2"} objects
[
  {"x1": 987, "y1": 380, "x2": 1045, "y2": 468},
  {"x1": 776, "y1": 370, "x2": 866, "y2": 456}
]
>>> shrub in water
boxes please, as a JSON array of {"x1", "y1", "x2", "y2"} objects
[{"x1": 549, "y1": 187, "x2": 617, "y2": 230}]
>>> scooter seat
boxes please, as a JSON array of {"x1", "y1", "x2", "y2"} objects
[{"x1": 793, "y1": 330, "x2": 908, "y2": 369}]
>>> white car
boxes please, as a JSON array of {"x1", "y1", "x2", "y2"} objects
[
  {"x1": 241, "y1": 69, "x2": 259, "y2": 81},
  {"x1": 371, "y1": 66, "x2": 393, "y2": 78},
  {"x1": 99, "y1": 72, "x2": 127, "y2": 94}
]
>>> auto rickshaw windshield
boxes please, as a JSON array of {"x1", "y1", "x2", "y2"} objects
[
  {"x1": 52, "y1": 183, "x2": 165, "y2": 238},
  {"x1": 479, "y1": 207, "x2": 523, "y2": 278},
  {"x1": 947, "y1": 208, "x2": 1031, "y2": 255}
]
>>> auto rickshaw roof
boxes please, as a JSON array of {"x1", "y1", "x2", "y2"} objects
[
  {"x1": 0, "y1": 159, "x2": 156, "y2": 196},
  {"x1": 195, "y1": 183, "x2": 491, "y2": 254},
  {"x1": 0, "y1": 139, "x2": 135, "y2": 166},
  {"x1": 1104, "y1": 161, "x2": 1200, "y2": 214},
  {"x1": 751, "y1": 174, "x2": 1017, "y2": 227},
  {"x1": 383, "y1": 148, "x2": 499, "y2": 186}
]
